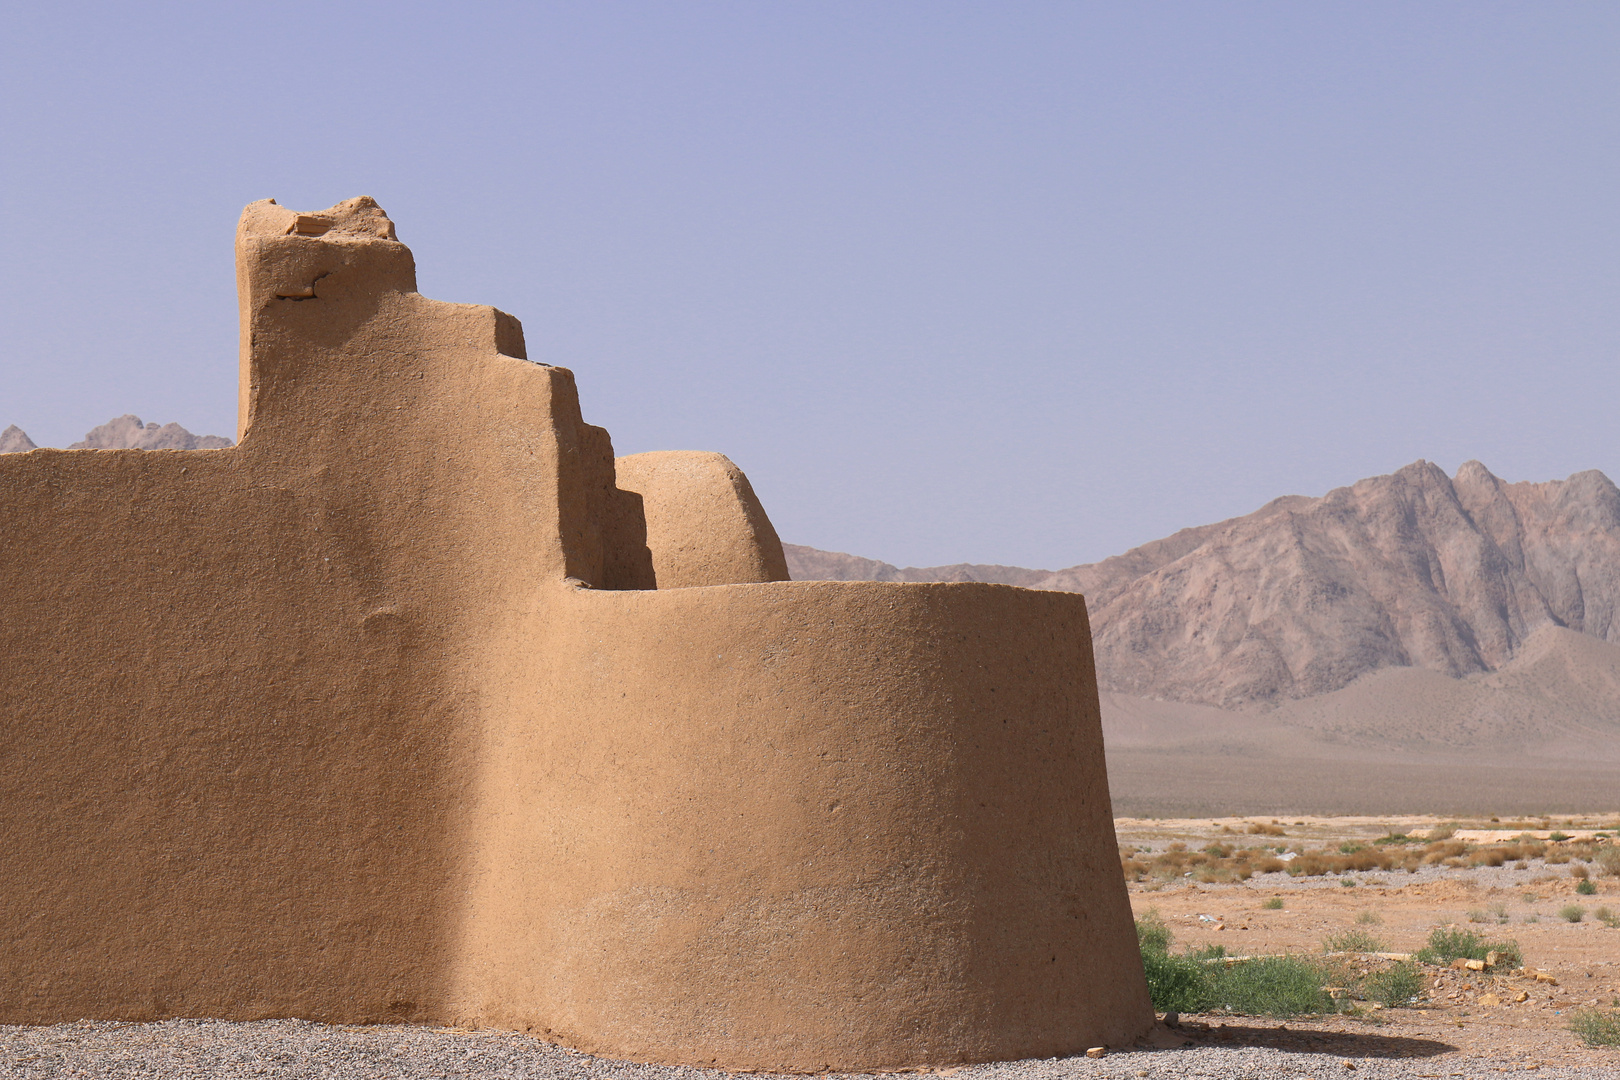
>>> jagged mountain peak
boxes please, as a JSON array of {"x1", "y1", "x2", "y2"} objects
[{"x1": 1, "y1": 416, "x2": 232, "y2": 453}]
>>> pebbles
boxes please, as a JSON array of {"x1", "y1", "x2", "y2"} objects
[{"x1": 1, "y1": 1019, "x2": 1616, "y2": 1080}]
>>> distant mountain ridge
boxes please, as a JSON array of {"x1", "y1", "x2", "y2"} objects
[
  {"x1": 1, "y1": 416, "x2": 231, "y2": 452},
  {"x1": 787, "y1": 459, "x2": 1620, "y2": 710}
]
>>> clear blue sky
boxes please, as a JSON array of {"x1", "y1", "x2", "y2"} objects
[{"x1": 4, "y1": 2, "x2": 1619, "y2": 569}]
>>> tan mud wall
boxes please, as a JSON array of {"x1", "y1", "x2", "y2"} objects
[{"x1": 0, "y1": 198, "x2": 1151, "y2": 1070}]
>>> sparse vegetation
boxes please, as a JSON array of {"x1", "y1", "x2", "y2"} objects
[
  {"x1": 1413, "y1": 927, "x2": 1521, "y2": 969},
  {"x1": 1597, "y1": 846, "x2": 1620, "y2": 878},
  {"x1": 1136, "y1": 913, "x2": 1210, "y2": 1013},
  {"x1": 1356, "y1": 910, "x2": 1383, "y2": 925},
  {"x1": 1362, "y1": 961, "x2": 1424, "y2": 1007},
  {"x1": 1323, "y1": 929, "x2": 1384, "y2": 953},
  {"x1": 1595, "y1": 906, "x2": 1619, "y2": 929},
  {"x1": 1120, "y1": 833, "x2": 1591, "y2": 883},
  {"x1": 1262, "y1": 897, "x2": 1285, "y2": 910},
  {"x1": 1467, "y1": 908, "x2": 1490, "y2": 923},
  {"x1": 1570, "y1": 1008, "x2": 1620, "y2": 1048},
  {"x1": 1578, "y1": 878, "x2": 1598, "y2": 895},
  {"x1": 1136, "y1": 913, "x2": 1351, "y2": 1018},
  {"x1": 1207, "y1": 955, "x2": 1341, "y2": 1018},
  {"x1": 1560, "y1": 904, "x2": 1586, "y2": 923}
]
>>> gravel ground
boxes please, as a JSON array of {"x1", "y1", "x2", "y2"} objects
[{"x1": 2, "y1": 1019, "x2": 1617, "y2": 1080}]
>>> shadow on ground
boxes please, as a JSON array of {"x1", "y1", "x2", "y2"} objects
[{"x1": 1172, "y1": 1022, "x2": 1456, "y2": 1059}]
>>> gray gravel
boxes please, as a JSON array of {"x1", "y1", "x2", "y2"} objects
[{"x1": 1, "y1": 1019, "x2": 1616, "y2": 1080}]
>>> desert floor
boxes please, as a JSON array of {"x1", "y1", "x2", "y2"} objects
[{"x1": 1118, "y1": 813, "x2": 1620, "y2": 1075}]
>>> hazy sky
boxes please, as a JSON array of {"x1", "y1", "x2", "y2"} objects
[{"x1": 4, "y1": 3, "x2": 1619, "y2": 569}]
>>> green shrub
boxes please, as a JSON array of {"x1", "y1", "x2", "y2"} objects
[
  {"x1": 1136, "y1": 914, "x2": 1211, "y2": 1013},
  {"x1": 1262, "y1": 897, "x2": 1285, "y2": 910},
  {"x1": 1323, "y1": 929, "x2": 1384, "y2": 953},
  {"x1": 1549, "y1": 831, "x2": 1571, "y2": 842},
  {"x1": 1414, "y1": 927, "x2": 1521, "y2": 968},
  {"x1": 1208, "y1": 956, "x2": 1340, "y2": 1017},
  {"x1": 1570, "y1": 1008, "x2": 1620, "y2": 1048},
  {"x1": 1137, "y1": 912, "x2": 1174, "y2": 953},
  {"x1": 1560, "y1": 904, "x2": 1586, "y2": 923},
  {"x1": 1363, "y1": 961, "x2": 1424, "y2": 1007},
  {"x1": 1577, "y1": 878, "x2": 1598, "y2": 895}
]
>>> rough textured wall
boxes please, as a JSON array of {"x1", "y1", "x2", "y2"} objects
[
  {"x1": 0, "y1": 198, "x2": 1151, "y2": 1071},
  {"x1": 613, "y1": 450, "x2": 789, "y2": 588}
]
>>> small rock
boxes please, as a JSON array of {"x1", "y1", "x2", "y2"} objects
[
  {"x1": 1464, "y1": 959, "x2": 1487, "y2": 971},
  {"x1": 1162, "y1": 1012, "x2": 1179, "y2": 1027},
  {"x1": 1085, "y1": 1046, "x2": 1106, "y2": 1059},
  {"x1": 1343, "y1": 1061, "x2": 1357, "y2": 1071},
  {"x1": 1534, "y1": 973, "x2": 1558, "y2": 985},
  {"x1": 1513, "y1": 991, "x2": 1529, "y2": 1003},
  {"x1": 1486, "y1": 950, "x2": 1499, "y2": 967},
  {"x1": 1478, "y1": 993, "x2": 1501, "y2": 1007}
]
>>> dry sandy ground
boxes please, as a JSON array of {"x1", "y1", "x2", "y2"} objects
[
  {"x1": 2, "y1": 816, "x2": 1617, "y2": 1078},
  {"x1": 1118, "y1": 815, "x2": 1620, "y2": 1075},
  {"x1": 1105, "y1": 752, "x2": 1620, "y2": 818}
]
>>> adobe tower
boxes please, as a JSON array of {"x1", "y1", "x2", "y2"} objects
[{"x1": 0, "y1": 198, "x2": 1153, "y2": 1070}]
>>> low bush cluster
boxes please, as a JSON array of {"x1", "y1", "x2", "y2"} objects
[
  {"x1": 1571, "y1": 1008, "x2": 1620, "y2": 1048},
  {"x1": 1413, "y1": 927, "x2": 1521, "y2": 970},
  {"x1": 1323, "y1": 929, "x2": 1384, "y2": 953},
  {"x1": 1135, "y1": 913, "x2": 1423, "y2": 1018},
  {"x1": 1121, "y1": 835, "x2": 1619, "y2": 883},
  {"x1": 1362, "y1": 961, "x2": 1424, "y2": 1007}
]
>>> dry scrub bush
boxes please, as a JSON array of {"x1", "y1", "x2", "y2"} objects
[
  {"x1": 1571, "y1": 1008, "x2": 1620, "y2": 1048},
  {"x1": 1323, "y1": 929, "x2": 1384, "y2": 953},
  {"x1": 1121, "y1": 836, "x2": 1610, "y2": 885},
  {"x1": 1597, "y1": 845, "x2": 1620, "y2": 878}
]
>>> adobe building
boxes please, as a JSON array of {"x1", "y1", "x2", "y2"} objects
[{"x1": 0, "y1": 198, "x2": 1153, "y2": 1071}]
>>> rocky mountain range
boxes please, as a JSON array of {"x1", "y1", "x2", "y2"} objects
[
  {"x1": 1, "y1": 416, "x2": 232, "y2": 452},
  {"x1": 787, "y1": 459, "x2": 1620, "y2": 711}
]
